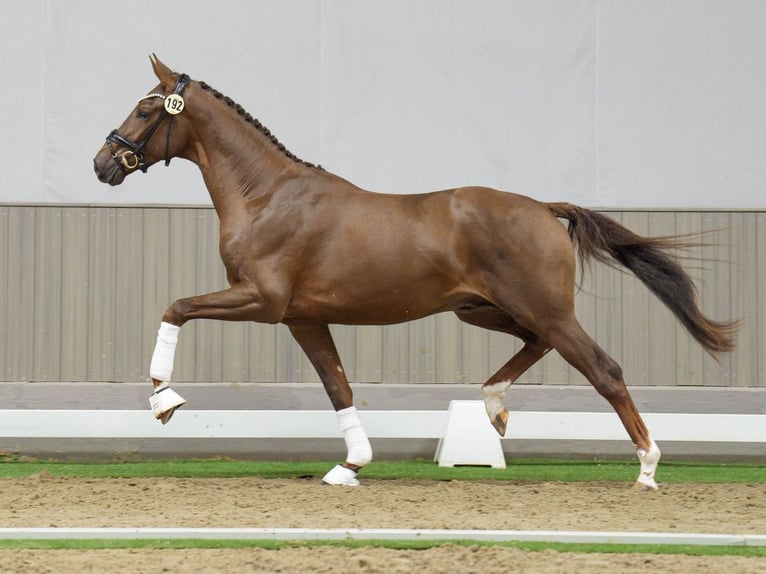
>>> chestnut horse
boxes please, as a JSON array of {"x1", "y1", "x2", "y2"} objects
[{"x1": 93, "y1": 55, "x2": 737, "y2": 489}]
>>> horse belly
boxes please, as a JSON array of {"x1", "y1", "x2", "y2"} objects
[{"x1": 284, "y1": 273, "x2": 464, "y2": 325}]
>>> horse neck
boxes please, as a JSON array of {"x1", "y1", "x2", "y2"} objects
[{"x1": 188, "y1": 107, "x2": 302, "y2": 218}]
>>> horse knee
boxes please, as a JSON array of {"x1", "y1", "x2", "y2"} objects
[{"x1": 162, "y1": 299, "x2": 190, "y2": 326}]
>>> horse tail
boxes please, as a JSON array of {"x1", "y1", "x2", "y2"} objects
[{"x1": 546, "y1": 202, "x2": 738, "y2": 358}]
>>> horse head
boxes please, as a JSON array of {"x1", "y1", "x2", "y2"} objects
[{"x1": 93, "y1": 54, "x2": 195, "y2": 186}]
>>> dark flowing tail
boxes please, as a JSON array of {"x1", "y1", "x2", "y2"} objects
[{"x1": 547, "y1": 202, "x2": 738, "y2": 357}]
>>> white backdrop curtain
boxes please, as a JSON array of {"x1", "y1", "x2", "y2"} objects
[{"x1": 1, "y1": 0, "x2": 764, "y2": 208}]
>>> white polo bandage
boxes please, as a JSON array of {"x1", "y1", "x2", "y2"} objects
[
  {"x1": 636, "y1": 439, "x2": 661, "y2": 489},
  {"x1": 337, "y1": 406, "x2": 372, "y2": 467},
  {"x1": 149, "y1": 322, "x2": 181, "y2": 381}
]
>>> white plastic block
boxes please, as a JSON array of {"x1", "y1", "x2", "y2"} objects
[{"x1": 435, "y1": 400, "x2": 506, "y2": 468}]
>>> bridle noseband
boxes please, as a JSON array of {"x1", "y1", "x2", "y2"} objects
[{"x1": 105, "y1": 73, "x2": 191, "y2": 174}]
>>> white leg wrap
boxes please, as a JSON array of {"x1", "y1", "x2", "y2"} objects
[
  {"x1": 482, "y1": 380, "x2": 511, "y2": 421},
  {"x1": 321, "y1": 407, "x2": 372, "y2": 486},
  {"x1": 636, "y1": 439, "x2": 661, "y2": 490},
  {"x1": 337, "y1": 406, "x2": 373, "y2": 467},
  {"x1": 149, "y1": 322, "x2": 181, "y2": 381}
]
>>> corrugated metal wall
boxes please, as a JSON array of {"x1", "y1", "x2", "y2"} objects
[{"x1": 0, "y1": 206, "x2": 763, "y2": 387}]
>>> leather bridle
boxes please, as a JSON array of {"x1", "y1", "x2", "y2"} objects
[{"x1": 105, "y1": 73, "x2": 191, "y2": 173}]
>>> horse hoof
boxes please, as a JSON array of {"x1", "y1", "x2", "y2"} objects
[
  {"x1": 632, "y1": 478, "x2": 659, "y2": 492},
  {"x1": 159, "y1": 407, "x2": 178, "y2": 425},
  {"x1": 491, "y1": 409, "x2": 509, "y2": 437},
  {"x1": 321, "y1": 464, "x2": 361, "y2": 486},
  {"x1": 149, "y1": 386, "x2": 187, "y2": 424}
]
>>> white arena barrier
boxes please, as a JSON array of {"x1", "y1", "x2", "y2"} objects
[{"x1": 1, "y1": 401, "x2": 764, "y2": 467}]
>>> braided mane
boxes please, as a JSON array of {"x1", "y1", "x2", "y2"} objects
[{"x1": 198, "y1": 80, "x2": 323, "y2": 171}]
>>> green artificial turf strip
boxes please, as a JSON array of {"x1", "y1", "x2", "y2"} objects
[
  {"x1": 0, "y1": 458, "x2": 764, "y2": 483},
  {"x1": 0, "y1": 538, "x2": 764, "y2": 558}
]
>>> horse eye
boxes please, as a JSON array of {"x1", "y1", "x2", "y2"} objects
[{"x1": 136, "y1": 109, "x2": 151, "y2": 120}]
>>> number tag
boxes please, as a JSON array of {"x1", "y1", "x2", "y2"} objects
[{"x1": 164, "y1": 94, "x2": 185, "y2": 115}]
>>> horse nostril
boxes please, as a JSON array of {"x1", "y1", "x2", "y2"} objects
[{"x1": 94, "y1": 158, "x2": 107, "y2": 182}]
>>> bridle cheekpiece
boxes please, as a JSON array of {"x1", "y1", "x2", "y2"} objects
[{"x1": 105, "y1": 73, "x2": 191, "y2": 173}]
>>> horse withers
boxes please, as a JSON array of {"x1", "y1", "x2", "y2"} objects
[{"x1": 93, "y1": 55, "x2": 738, "y2": 489}]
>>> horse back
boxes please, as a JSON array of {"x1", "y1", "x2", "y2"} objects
[{"x1": 279, "y1": 184, "x2": 574, "y2": 324}]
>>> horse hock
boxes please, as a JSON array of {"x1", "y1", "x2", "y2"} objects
[{"x1": 149, "y1": 321, "x2": 186, "y2": 424}]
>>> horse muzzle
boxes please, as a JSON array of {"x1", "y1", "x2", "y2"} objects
[{"x1": 93, "y1": 149, "x2": 127, "y2": 186}]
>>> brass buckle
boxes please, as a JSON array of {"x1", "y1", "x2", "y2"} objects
[{"x1": 119, "y1": 151, "x2": 140, "y2": 170}]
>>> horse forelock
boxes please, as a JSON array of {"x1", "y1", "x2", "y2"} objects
[{"x1": 197, "y1": 80, "x2": 323, "y2": 171}]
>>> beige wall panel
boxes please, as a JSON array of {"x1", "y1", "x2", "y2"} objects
[
  {"x1": 6, "y1": 208, "x2": 36, "y2": 380},
  {"x1": 0, "y1": 207, "x2": 8, "y2": 378},
  {"x1": 113, "y1": 208, "x2": 144, "y2": 381},
  {"x1": 758, "y1": 214, "x2": 766, "y2": 388},
  {"x1": 86, "y1": 208, "x2": 116, "y2": 381},
  {"x1": 32, "y1": 207, "x2": 62, "y2": 380},
  {"x1": 354, "y1": 325, "x2": 384, "y2": 383},
  {"x1": 0, "y1": 206, "x2": 761, "y2": 388},
  {"x1": 732, "y1": 212, "x2": 759, "y2": 388},
  {"x1": 60, "y1": 208, "x2": 90, "y2": 380}
]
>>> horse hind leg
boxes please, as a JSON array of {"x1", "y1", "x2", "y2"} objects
[
  {"x1": 481, "y1": 343, "x2": 550, "y2": 436},
  {"x1": 455, "y1": 308, "x2": 550, "y2": 436},
  {"x1": 547, "y1": 318, "x2": 661, "y2": 490}
]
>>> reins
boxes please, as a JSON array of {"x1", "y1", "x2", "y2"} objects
[{"x1": 105, "y1": 73, "x2": 191, "y2": 173}]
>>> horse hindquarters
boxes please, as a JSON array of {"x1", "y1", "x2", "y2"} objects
[{"x1": 467, "y1": 203, "x2": 661, "y2": 489}]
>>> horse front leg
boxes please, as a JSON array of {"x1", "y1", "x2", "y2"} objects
[
  {"x1": 149, "y1": 282, "x2": 284, "y2": 424},
  {"x1": 289, "y1": 324, "x2": 372, "y2": 486},
  {"x1": 149, "y1": 321, "x2": 187, "y2": 424}
]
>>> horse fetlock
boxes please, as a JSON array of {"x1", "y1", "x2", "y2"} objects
[
  {"x1": 337, "y1": 406, "x2": 373, "y2": 467},
  {"x1": 482, "y1": 380, "x2": 511, "y2": 436},
  {"x1": 634, "y1": 439, "x2": 661, "y2": 491},
  {"x1": 347, "y1": 443, "x2": 373, "y2": 467}
]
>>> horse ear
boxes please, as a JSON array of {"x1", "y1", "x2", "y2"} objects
[{"x1": 150, "y1": 53, "x2": 174, "y2": 88}]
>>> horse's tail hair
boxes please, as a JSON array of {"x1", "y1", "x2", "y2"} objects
[{"x1": 547, "y1": 202, "x2": 738, "y2": 358}]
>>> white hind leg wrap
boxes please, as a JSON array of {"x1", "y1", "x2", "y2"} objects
[
  {"x1": 337, "y1": 406, "x2": 372, "y2": 467},
  {"x1": 149, "y1": 322, "x2": 180, "y2": 381},
  {"x1": 636, "y1": 439, "x2": 661, "y2": 489}
]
